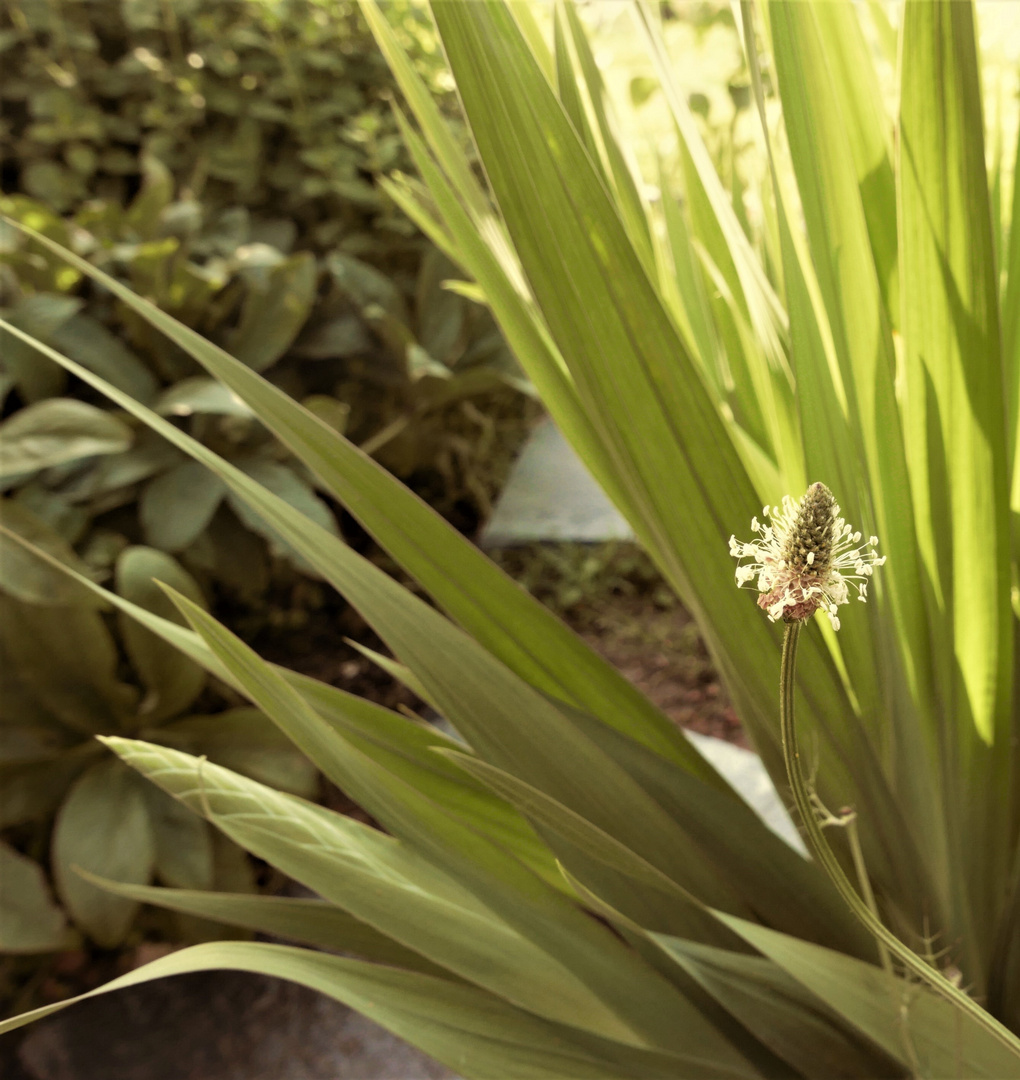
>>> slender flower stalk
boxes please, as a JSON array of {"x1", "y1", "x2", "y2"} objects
[{"x1": 731, "y1": 483, "x2": 1020, "y2": 1054}]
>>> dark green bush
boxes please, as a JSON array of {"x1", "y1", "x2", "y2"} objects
[
  {"x1": 2, "y1": 0, "x2": 443, "y2": 232},
  {"x1": 0, "y1": 0, "x2": 535, "y2": 604},
  {"x1": 0, "y1": 0, "x2": 535, "y2": 963}
]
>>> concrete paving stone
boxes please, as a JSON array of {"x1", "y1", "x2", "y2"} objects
[
  {"x1": 479, "y1": 417, "x2": 634, "y2": 546},
  {"x1": 685, "y1": 730, "x2": 805, "y2": 855}
]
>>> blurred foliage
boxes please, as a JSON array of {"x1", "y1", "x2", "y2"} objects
[
  {"x1": 568, "y1": 1, "x2": 756, "y2": 180},
  {"x1": 0, "y1": 504, "x2": 318, "y2": 955},
  {"x1": 0, "y1": 0, "x2": 536, "y2": 611},
  {"x1": 0, "y1": 189, "x2": 533, "y2": 607},
  {"x1": 1, "y1": 0, "x2": 450, "y2": 223},
  {"x1": 0, "y1": 0, "x2": 536, "y2": 972}
]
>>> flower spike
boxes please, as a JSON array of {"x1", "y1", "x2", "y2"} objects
[{"x1": 728, "y1": 482, "x2": 885, "y2": 631}]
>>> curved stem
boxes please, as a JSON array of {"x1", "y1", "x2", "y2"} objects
[{"x1": 779, "y1": 621, "x2": 1020, "y2": 1056}]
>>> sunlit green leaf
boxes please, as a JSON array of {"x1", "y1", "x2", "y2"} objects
[{"x1": 897, "y1": 0, "x2": 1012, "y2": 985}]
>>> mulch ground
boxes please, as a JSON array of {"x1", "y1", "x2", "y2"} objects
[{"x1": 572, "y1": 594, "x2": 746, "y2": 747}]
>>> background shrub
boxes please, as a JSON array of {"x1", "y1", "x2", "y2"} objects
[
  {"x1": 1, "y1": 0, "x2": 535, "y2": 608},
  {"x1": 0, "y1": 0, "x2": 536, "y2": 965},
  {"x1": 3, "y1": 0, "x2": 443, "y2": 234}
]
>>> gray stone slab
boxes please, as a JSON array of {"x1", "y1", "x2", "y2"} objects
[
  {"x1": 685, "y1": 730, "x2": 805, "y2": 855},
  {"x1": 479, "y1": 417, "x2": 634, "y2": 546}
]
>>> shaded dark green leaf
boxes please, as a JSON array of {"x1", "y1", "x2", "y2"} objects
[
  {"x1": 0, "y1": 841, "x2": 69, "y2": 954},
  {"x1": 53, "y1": 758, "x2": 156, "y2": 947}
]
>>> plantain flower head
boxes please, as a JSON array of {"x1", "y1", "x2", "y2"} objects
[{"x1": 728, "y1": 482, "x2": 885, "y2": 631}]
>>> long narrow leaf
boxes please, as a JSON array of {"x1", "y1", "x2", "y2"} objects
[
  {"x1": 0, "y1": 524, "x2": 567, "y2": 890},
  {"x1": 119, "y1": 602, "x2": 759, "y2": 1064},
  {"x1": 656, "y1": 937, "x2": 907, "y2": 1080},
  {"x1": 77, "y1": 874, "x2": 449, "y2": 976},
  {"x1": 811, "y1": 3, "x2": 898, "y2": 321},
  {"x1": 713, "y1": 915, "x2": 1020, "y2": 1078},
  {"x1": 738, "y1": 2, "x2": 940, "y2": 941},
  {"x1": 898, "y1": 0, "x2": 1014, "y2": 987},
  {"x1": 104, "y1": 736, "x2": 643, "y2": 1042},
  {"x1": 0, "y1": 941, "x2": 749, "y2": 1080},
  {"x1": 423, "y1": 0, "x2": 934, "y2": 946}
]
